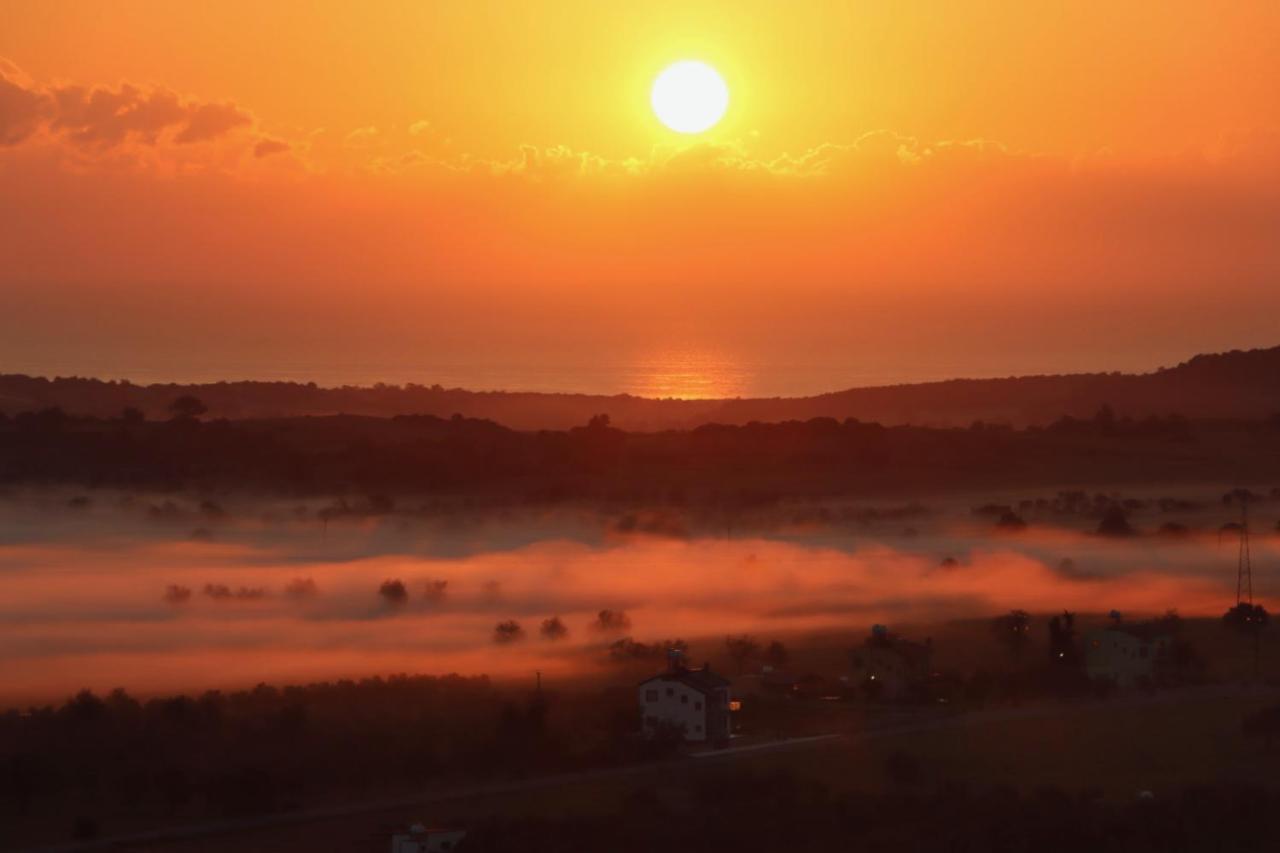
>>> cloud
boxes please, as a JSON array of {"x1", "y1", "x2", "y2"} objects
[
  {"x1": 407, "y1": 131, "x2": 1023, "y2": 186},
  {"x1": 0, "y1": 57, "x2": 256, "y2": 151},
  {"x1": 253, "y1": 136, "x2": 291, "y2": 158},
  {"x1": 344, "y1": 125, "x2": 379, "y2": 147},
  {"x1": 0, "y1": 60, "x2": 51, "y2": 146},
  {"x1": 173, "y1": 101, "x2": 251, "y2": 143}
]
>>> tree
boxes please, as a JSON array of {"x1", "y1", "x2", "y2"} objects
[
  {"x1": 423, "y1": 579, "x2": 449, "y2": 603},
  {"x1": 1048, "y1": 611, "x2": 1079, "y2": 665},
  {"x1": 866, "y1": 624, "x2": 897, "y2": 648},
  {"x1": 990, "y1": 610, "x2": 1031, "y2": 657},
  {"x1": 1223, "y1": 602, "x2": 1269, "y2": 677},
  {"x1": 493, "y1": 620, "x2": 525, "y2": 643},
  {"x1": 996, "y1": 511, "x2": 1027, "y2": 531},
  {"x1": 1154, "y1": 609, "x2": 1183, "y2": 635},
  {"x1": 120, "y1": 406, "x2": 145, "y2": 424},
  {"x1": 1223, "y1": 602, "x2": 1269, "y2": 632},
  {"x1": 168, "y1": 395, "x2": 208, "y2": 420},
  {"x1": 540, "y1": 616, "x2": 568, "y2": 640},
  {"x1": 1089, "y1": 403, "x2": 1122, "y2": 436},
  {"x1": 378, "y1": 579, "x2": 408, "y2": 606},
  {"x1": 725, "y1": 635, "x2": 760, "y2": 674},
  {"x1": 592, "y1": 609, "x2": 631, "y2": 633},
  {"x1": 764, "y1": 640, "x2": 789, "y2": 668},
  {"x1": 1097, "y1": 506, "x2": 1135, "y2": 537}
]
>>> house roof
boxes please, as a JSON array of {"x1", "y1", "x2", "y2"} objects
[{"x1": 639, "y1": 664, "x2": 731, "y2": 694}]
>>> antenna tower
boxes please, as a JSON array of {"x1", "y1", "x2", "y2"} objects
[{"x1": 1236, "y1": 499, "x2": 1253, "y2": 605}]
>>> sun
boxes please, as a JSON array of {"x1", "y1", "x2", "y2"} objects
[{"x1": 650, "y1": 61, "x2": 729, "y2": 134}]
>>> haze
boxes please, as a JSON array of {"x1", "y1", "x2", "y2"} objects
[{"x1": 0, "y1": 488, "x2": 1254, "y2": 705}]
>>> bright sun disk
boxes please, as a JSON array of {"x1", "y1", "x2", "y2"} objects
[{"x1": 650, "y1": 61, "x2": 729, "y2": 134}]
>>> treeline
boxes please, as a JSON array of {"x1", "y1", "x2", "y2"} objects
[
  {"x1": 2, "y1": 405, "x2": 1279, "y2": 500},
  {"x1": 0, "y1": 675, "x2": 644, "y2": 844},
  {"x1": 5, "y1": 345, "x2": 1280, "y2": 429},
  {"x1": 3, "y1": 403, "x2": 1280, "y2": 501}
]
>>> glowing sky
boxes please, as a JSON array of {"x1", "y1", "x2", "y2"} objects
[{"x1": 2, "y1": 2, "x2": 1279, "y2": 392}]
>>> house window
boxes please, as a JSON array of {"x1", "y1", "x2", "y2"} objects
[
  {"x1": 645, "y1": 689, "x2": 658, "y2": 702},
  {"x1": 695, "y1": 725, "x2": 702, "y2": 732},
  {"x1": 666, "y1": 687, "x2": 674, "y2": 697},
  {"x1": 694, "y1": 701, "x2": 703, "y2": 711},
  {"x1": 681, "y1": 694, "x2": 688, "y2": 704}
]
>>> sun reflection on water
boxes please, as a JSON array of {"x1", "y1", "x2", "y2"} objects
[{"x1": 626, "y1": 348, "x2": 749, "y2": 399}]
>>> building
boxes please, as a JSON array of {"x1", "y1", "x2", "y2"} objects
[
  {"x1": 1084, "y1": 627, "x2": 1173, "y2": 687},
  {"x1": 849, "y1": 626, "x2": 933, "y2": 700},
  {"x1": 639, "y1": 654, "x2": 732, "y2": 743},
  {"x1": 389, "y1": 825, "x2": 466, "y2": 853}
]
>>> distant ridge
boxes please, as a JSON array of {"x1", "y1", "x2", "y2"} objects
[{"x1": 2, "y1": 346, "x2": 1279, "y2": 431}]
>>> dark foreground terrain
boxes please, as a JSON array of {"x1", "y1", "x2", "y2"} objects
[
  {"x1": 2, "y1": 404, "x2": 1278, "y2": 502},
  {"x1": 5, "y1": 618, "x2": 1280, "y2": 851}
]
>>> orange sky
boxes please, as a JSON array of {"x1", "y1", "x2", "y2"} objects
[{"x1": 2, "y1": 2, "x2": 1279, "y2": 394}]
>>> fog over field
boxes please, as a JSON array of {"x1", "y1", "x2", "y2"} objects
[{"x1": 1, "y1": 487, "x2": 1271, "y2": 705}]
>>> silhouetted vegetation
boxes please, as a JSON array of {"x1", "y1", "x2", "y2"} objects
[
  {"x1": 6, "y1": 345, "x2": 1280, "y2": 429},
  {"x1": 378, "y1": 579, "x2": 409, "y2": 606},
  {"x1": 540, "y1": 616, "x2": 569, "y2": 640},
  {"x1": 991, "y1": 610, "x2": 1032, "y2": 658},
  {"x1": 592, "y1": 610, "x2": 632, "y2": 634},
  {"x1": 493, "y1": 620, "x2": 526, "y2": 644},
  {"x1": 1223, "y1": 602, "x2": 1269, "y2": 632},
  {"x1": 606, "y1": 637, "x2": 687, "y2": 664},
  {"x1": 0, "y1": 675, "x2": 675, "y2": 840},
  {"x1": 4, "y1": 405, "x2": 1280, "y2": 504},
  {"x1": 168, "y1": 395, "x2": 208, "y2": 420},
  {"x1": 1097, "y1": 506, "x2": 1135, "y2": 537},
  {"x1": 725, "y1": 635, "x2": 761, "y2": 674}
]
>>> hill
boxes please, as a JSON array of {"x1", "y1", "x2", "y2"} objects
[{"x1": 1, "y1": 345, "x2": 1278, "y2": 430}]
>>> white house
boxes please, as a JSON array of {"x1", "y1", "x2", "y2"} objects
[
  {"x1": 1084, "y1": 627, "x2": 1173, "y2": 687},
  {"x1": 390, "y1": 825, "x2": 466, "y2": 853},
  {"x1": 638, "y1": 656, "x2": 732, "y2": 743}
]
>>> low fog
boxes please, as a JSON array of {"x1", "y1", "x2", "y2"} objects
[{"x1": 0, "y1": 486, "x2": 1273, "y2": 704}]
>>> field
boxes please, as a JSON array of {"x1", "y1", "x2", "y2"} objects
[{"x1": 99, "y1": 685, "x2": 1279, "y2": 853}]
